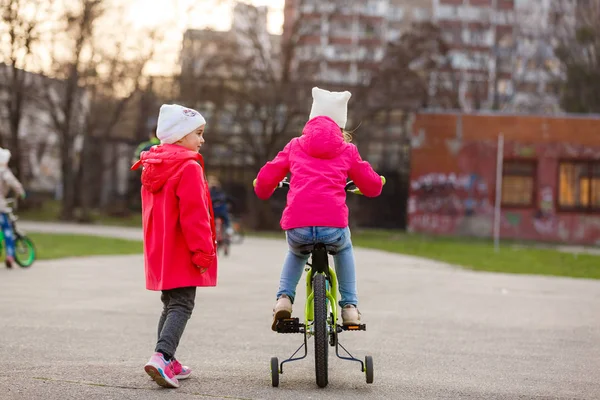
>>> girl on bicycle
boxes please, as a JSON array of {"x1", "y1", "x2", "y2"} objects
[
  {"x1": 0, "y1": 148, "x2": 25, "y2": 268},
  {"x1": 254, "y1": 87, "x2": 383, "y2": 330}
]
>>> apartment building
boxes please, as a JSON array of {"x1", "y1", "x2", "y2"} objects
[
  {"x1": 181, "y1": 2, "x2": 278, "y2": 79},
  {"x1": 285, "y1": 0, "x2": 568, "y2": 112},
  {"x1": 431, "y1": 0, "x2": 517, "y2": 110},
  {"x1": 284, "y1": 0, "x2": 517, "y2": 108},
  {"x1": 504, "y1": 0, "x2": 561, "y2": 113},
  {"x1": 283, "y1": 0, "x2": 433, "y2": 84},
  {"x1": 428, "y1": 0, "x2": 568, "y2": 112}
]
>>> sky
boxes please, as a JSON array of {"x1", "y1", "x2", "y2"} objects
[{"x1": 125, "y1": 0, "x2": 284, "y2": 74}]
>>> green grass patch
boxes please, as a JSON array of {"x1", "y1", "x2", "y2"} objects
[
  {"x1": 350, "y1": 230, "x2": 600, "y2": 280},
  {"x1": 19, "y1": 200, "x2": 61, "y2": 222},
  {"x1": 29, "y1": 233, "x2": 142, "y2": 261},
  {"x1": 21, "y1": 200, "x2": 142, "y2": 228},
  {"x1": 251, "y1": 229, "x2": 600, "y2": 280}
]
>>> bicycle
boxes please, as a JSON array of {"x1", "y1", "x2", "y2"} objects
[
  {"x1": 261, "y1": 176, "x2": 384, "y2": 388},
  {"x1": 215, "y1": 217, "x2": 231, "y2": 257},
  {"x1": 2, "y1": 199, "x2": 36, "y2": 268}
]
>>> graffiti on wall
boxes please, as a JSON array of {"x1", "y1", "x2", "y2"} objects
[
  {"x1": 532, "y1": 186, "x2": 568, "y2": 239},
  {"x1": 409, "y1": 172, "x2": 492, "y2": 216},
  {"x1": 410, "y1": 139, "x2": 600, "y2": 244},
  {"x1": 409, "y1": 170, "x2": 494, "y2": 237}
]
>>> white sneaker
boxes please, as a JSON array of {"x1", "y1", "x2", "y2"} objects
[
  {"x1": 272, "y1": 295, "x2": 292, "y2": 331},
  {"x1": 341, "y1": 304, "x2": 361, "y2": 325}
]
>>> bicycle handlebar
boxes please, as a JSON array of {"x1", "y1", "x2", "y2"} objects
[{"x1": 253, "y1": 176, "x2": 386, "y2": 195}]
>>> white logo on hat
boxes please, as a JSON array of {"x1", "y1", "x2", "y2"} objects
[{"x1": 183, "y1": 109, "x2": 197, "y2": 117}]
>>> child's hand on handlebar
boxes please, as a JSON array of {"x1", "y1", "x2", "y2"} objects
[
  {"x1": 277, "y1": 177, "x2": 288, "y2": 188},
  {"x1": 255, "y1": 175, "x2": 383, "y2": 194},
  {"x1": 348, "y1": 176, "x2": 385, "y2": 196},
  {"x1": 253, "y1": 177, "x2": 289, "y2": 189}
]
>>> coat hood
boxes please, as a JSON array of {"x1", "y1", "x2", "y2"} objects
[
  {"x1": 298, "y1": 116, "x2": 347, "y2": 159},
  {"x1": 131, "y1": 144, "x2": 201, "y2": 193}
]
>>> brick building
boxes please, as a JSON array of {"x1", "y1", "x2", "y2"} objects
[{"x1": 408, "y1": 111, "x2": 600, "y2": 244}]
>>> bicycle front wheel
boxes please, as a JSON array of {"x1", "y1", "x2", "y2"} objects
[
  {"x1": 15, "y1": 235, "x2": 36, "y2": 268},
  {"x1": 313, "y1": 273, "x2": 329, "y2": 388}
]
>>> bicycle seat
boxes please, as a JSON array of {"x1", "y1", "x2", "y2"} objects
[{"x1": 299, "y1": 242, "x2": 338, "y2": 256}]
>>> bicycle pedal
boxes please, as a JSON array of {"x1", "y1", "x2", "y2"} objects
[
  {"x1": 276, "y1": 317, "x2": 305, "y2": 334},
  {"x1": 339, "y1": 324, "x2": 366, "y2": 332}
]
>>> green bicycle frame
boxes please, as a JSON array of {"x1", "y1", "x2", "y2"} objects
[{"x1": 305, "y1": 265, "x2": 339, "y2": 330}]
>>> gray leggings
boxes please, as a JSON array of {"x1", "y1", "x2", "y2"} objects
[{"x1": 156, "y1": 286, "x2": 196, "y2": 359}]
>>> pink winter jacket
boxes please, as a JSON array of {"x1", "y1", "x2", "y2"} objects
[{"x1": 254, "y1": 116, "x2": 383, "y2": 230}]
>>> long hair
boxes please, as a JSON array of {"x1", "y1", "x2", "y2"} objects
[
  {"x1": 342, "y1": 129, "x2": 353, "y2": 143},
  {"x1": 342, "y1": 121, "x2": 361, "y2": 143}
]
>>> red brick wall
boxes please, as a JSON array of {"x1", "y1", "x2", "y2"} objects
[{"x1": 408, "y1": 112, "x2": 600, "y2": 244}]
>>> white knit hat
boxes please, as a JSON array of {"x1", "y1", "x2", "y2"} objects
[
  {"x1": 0, "y1": 148, "x2": 11, "y2": 166},
  {"x1": 156, "y1": 104, "x2": 206, "y2": 144},
  {"x1": 309, "y1": 87, "x2": 352, "y2": 129}
]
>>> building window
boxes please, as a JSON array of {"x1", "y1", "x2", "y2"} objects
[
  {"x1": 558, "y1": 161, "x2": 600, "y2": 210},
  {"x1": 501, "y1": 160, "x2": 536, "y2": 207}
]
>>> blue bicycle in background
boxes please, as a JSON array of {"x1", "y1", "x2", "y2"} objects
[{"x1": 2, "y1": 198, "x2": 36, "y2": 268}]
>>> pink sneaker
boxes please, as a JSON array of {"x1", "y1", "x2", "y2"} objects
[
  {"x1": 171, "y1": 358, "x2": 192, "y2": 380},
  {"x1": 144, "y1": 352, "x2": 179, "y2": 388}
]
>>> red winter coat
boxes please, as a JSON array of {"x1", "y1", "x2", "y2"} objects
[{"x1": 131, "y1": 144, "x2": 217, "y2": 290}]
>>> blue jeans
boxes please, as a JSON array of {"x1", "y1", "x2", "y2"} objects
[
  {"x1": 277, "y1": 227, "x2": 358, "y2": 307},
  {"x1": 0, "y1": 213, "x2": 14, "y2": 258}
]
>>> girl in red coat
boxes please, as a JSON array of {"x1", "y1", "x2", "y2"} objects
[{"x1": 131, "y1": 104, "x2": 217, "y2": 388}]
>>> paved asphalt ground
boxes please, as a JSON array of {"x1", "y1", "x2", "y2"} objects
[{"x1": 1, "y1": 222, "x2": 599, "y2": 399}]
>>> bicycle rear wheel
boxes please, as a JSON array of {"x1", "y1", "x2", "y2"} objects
[
  {"x1": 15, "y1": 235, "x2": 36, "y2": 268},
  {"x1": 313, "y1": 273, "x2": 329, "y2": 388}
]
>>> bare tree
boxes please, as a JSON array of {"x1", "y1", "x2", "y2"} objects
[
  {"x1": 552, "y1": 0, "x2": 600, "y2": 113},
  {"x1": 76, "y1": 27, "x2": 159, "y2": 221},
  {"x1": 180, "y1": 1, "x2": 315, "y2": 168},
  {"x1": 0, "y1": 0, "x2": 49, "y2": 182},
  {"x1": 36, "y1": 0, "x2": 105, "y2": 220},
  {"x1": 177, "y1": 0, "x2": 329, "y2": 228},
  {"x1": 32, "y1": 0, "x2": 159, "y2": 220}
]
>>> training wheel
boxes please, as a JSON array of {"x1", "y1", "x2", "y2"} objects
[
  {"x1": 365, "y1": 355, "x2": 374, "y2": 384},
  {"x1": 270, "y1": 357, "x2": 279, "y2": 387}
]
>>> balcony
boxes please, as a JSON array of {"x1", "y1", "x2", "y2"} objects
[{"x1": 358, "y1": 0, "x2": 387, "y2": 17}]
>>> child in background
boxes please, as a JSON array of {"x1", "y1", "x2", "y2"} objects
[
  {"x1": 0, "y1": 148, "x2": 25, "y2": 268},
  {"x1": 254, "y1": 87, "x2": 383, "y2": 330},
  {"x1": 207, "y1": 175, "x2": 233, "y2": 235},
  {"x1": 131, "y1": 104, "x2": 217, "y2": 388}
]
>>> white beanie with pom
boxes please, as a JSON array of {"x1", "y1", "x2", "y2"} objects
[
  {"x1": 156, "y1": 104, "x2": 206, "y2": 144},
  {"x1": 309, "y1": 87, "x2": 352, "y2": 129}
]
